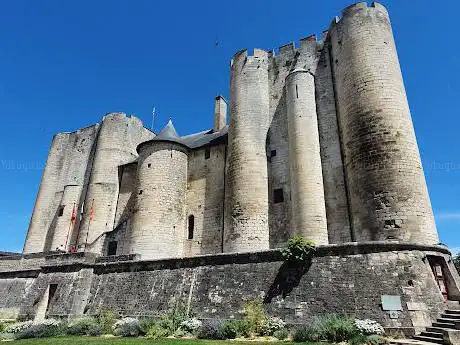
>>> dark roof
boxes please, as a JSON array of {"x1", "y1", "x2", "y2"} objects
[
  {"x1": 137, "y1": 121, "x2": 228, "y2": 153},
  {"x1": 0, "y1": 251, "x2": 21, "y2": 257}
]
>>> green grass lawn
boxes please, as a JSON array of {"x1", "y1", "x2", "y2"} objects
[{"x1": 12, "y1": 337, "x2": 295, "y2": 345}]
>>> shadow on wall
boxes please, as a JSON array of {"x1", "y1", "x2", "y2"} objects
[{"x1": 264, "y1": 258, "x2": 313, "y2": 303}]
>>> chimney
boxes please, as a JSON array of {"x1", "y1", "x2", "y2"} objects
[{"x1": 213, "y1": 96, "x2": 227, "y2": 132}]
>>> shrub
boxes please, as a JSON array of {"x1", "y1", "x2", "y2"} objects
[
  {"x1": 273, "y1": 328, "x2": 289, "y2": 340},
  {"x1": 367, "y1": 334, "x2": 388, "y2": 345},
  {"x1": 112, "y1": 317, "x2": 142, "y2": 337},
  {"x1": 197, "y1": 318, "x2": 225, "y2": 340},
  {"x1": 316, "y1": 314, "x2": 357, "y2": 342},
  {"x1": 260, "y1": 316, "x2": 286, "y2": 336},
  {"x1": 243, "y1": 299, "x2": 268, "y2": 335},
  {"x1": 355, "y1": 319, "x2": 385, "y2": 336},
  {"x1": 281, "y1": 236, "x2": 316, "y2": 263},
  {"x1": 350, "y1": 334, "x2": 369, "y2": 345},
  {"x1": 146, "y1": 322, "x2": 169, "y2": 340},
  {"x1": 4, "y1": 320, "x2": 33, "y2": 334},
  {"x1": 96, "y1": 310, "x2": 118, "y2": 334},
  {"x1": 87, "y1": 323, "x2": 102, "y2": 336},
  {"x1": 15, "y1": 319, "x2": 63, "y2": 339},
  {"x1": 180, "y1": 317, "x2": 202, "y2": 334},
  {"x1": 292, "y1": 325, "x2": 320, "y2": 342},
  {"x1": 139, "y1": 317, "x2": 157, "y2": 335},
  {"x1": 220, "y1": 319, "x2": 249, "y2": 339},
  {"x1": 67, "y1": 317, "x2": 99, "y2": 336},
  {"x1": 158, "y1": 304, "x2": 189, "y2": 335}
]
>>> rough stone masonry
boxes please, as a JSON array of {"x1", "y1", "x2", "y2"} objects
[{"x1": 1, "y1": 1, "x2": 459, "y2": 336}]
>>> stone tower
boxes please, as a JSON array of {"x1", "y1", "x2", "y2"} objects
[
  {"x1": 224, "y1": 49, "x2": 270, "y2": 252},
  {"x1": 285, "y1": 69, "x2": 328, "y2": 244},
  {"x1": 129, "y1": 121, "x2": 188, "y2": 259},
  {"x1": 329, "y1": 2, "x2": 438, "y2": 244}
]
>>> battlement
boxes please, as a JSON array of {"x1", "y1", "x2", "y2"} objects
[
  {"x1": 268, "y1": 34, "x2": 324, "y2": 65},
  {"x1": 332, "y1": 2, "x2": 388, "y2": 25},
  {"x1": 230, "y1": 48, "x2": 268, "y2": 69}
]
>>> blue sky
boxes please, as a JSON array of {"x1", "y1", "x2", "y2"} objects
[{"x1": 0, "y1": 1, "x2": 459, "y2": 254}]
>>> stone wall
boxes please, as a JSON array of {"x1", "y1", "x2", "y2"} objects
[
  {"x1": 185, "y1": 145, "x2": 226, "y2": 256},
  {"x1": 1, "y1": 244, "x2": 457, "y2": 335}
]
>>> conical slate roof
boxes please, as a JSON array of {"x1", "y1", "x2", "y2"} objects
[
  {"x1": 136, "y1": 120, "x2": 188, "y2": 153},
  {"x1": 154, "y1": 120, "x2": 180, "y2": 141}
]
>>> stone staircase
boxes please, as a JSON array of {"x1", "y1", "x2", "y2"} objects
[{"x1": 413, "y1": 308, "x2": 460, "y2": 344}]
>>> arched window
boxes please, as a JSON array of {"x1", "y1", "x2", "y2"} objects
[{"x1": 188, "y1": 215, "x2": 195, "y2": 240}]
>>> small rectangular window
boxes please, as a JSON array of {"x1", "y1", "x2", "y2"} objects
[
  {"x1": 205, "y1": 147, "x2": 211, "y2": 159},
  {"x1": 273, "y1": 188, "x2": 284, "y2": 204},
  {"x1": 58, "y1": 206, "x2": 64, "y2": 217},
  {"x1": 46, "y1": 284, "x2": 58, "y2": 312},
  {"x1": 188, "y1": 215, "x2": 195, "y2": 239},
  {"x1": 107, "y1": 241, "x2": 118, "y2": 256},
  {"x1": 271, "y1": 150, "x2": 277, "y2": 157}
]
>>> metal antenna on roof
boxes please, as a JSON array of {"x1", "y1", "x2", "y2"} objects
[{"x1": 151, "y1": 107, "x2": 156, "y2": 131}]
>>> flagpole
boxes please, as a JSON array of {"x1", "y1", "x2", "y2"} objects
[
  {"x1": 84, "y1": 199, "x2": 94, "y2": 251},
  {"x1": 151, "y1": 107, "x2": 155, "y2": 131}
]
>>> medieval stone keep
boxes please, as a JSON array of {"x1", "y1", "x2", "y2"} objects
[{"x1": 1, "y1": 2, "x2": 459, "y2": 336}]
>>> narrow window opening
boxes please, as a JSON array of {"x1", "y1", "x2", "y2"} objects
[
  {"x1": 58, "y1": 206, "x2": 64, "y2": 217},
  {"x1": 46, "y1": 284, "x2": 58, "y2": 312},
  {"x1": 295, "y1": 84, "x2": 298, "y2": 99},
  {"x1": 271, "y1": 150, "x2": 277, "y2": 157},
  {"x1": 205, "y1": 147, "x2": 211, "y2": 160},
  {"x1": 107, "y1": 241, "x2": 118, "y2": 256},
  {"x1": 188, "y1": 215, "x2": 195, "y2": 239},
  {"x1": 274, "y1": 188, "x2": 284, "y2": 204},
  {"x1": 147, "y1": 163, "x2": 151, "y2": 168},
  {"x1": 139, "y1": 190, "x2": 143, "y2": 195}
]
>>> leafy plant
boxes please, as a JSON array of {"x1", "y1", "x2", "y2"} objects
[
  {"x1": 273, "y1": 328, "x2": 289, "y2": 340},
  {"x1": 281, "y1": 236, "x2": 316, "y2": 263},
  {"x1": 367, "y1": 334, "x2": 388, "y2": 345},
  {"x1": 145, "y1": 322, "x2": 170, "y2": 339},
  {"x1": 158, "y1": 303, "x2": 189, "y2": 334},
  {"x1": 67, "y1": 317, "x2": 99, "y2": 336},
  {"x1": 350, "y1": 334, "x2": 369, "y2": 345},
  {"x1": 220, "y1": 319, "x2": 249, "y2": 339},
  {"x1": 316, "y1": 314, "x2": 358, "y2": 342},
  {"x1": 180, "y1": 317, "x2": 202, "y2": 334},
  {"x1": 355, "y1": 319, "x2": 385, "y2": 336},
  {"x1": 96, "y1": 310, "x2": 118, "y2": 334},
  {"x1": 259, "y1": 316, "x2": 286, "y2": 336},
  {"x1": 197, "y1": 318, "x2": 225, "y2": 340},
  {"x1": 15, "y1": 319, "x2": 63, "y2": 339},
  {"x1": 112, "y1": 317, "x2": 142, "y2": 337},
  {"x1": 292, "y1": 325, "x2": 320, "y2": 342},
  {"x1": 243, "y1": 299, "x2": 268, "y2": 335}
]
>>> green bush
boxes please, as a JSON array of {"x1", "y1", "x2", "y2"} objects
[
  {"x1": 273, "y1": 328, "x2": 289, "y2": 340},
  {"x1": 292, "y1": 325, "x2": 320, "y2": 342},
  {"x1": 197, "y1": 318, "x2": 225, "y2": 340},
  {"x1": 220, "y1": 319, "x2": 249, "y2": 338},
  {"x1": 316, "y1": 314, "x2": 357, "y2": 342},
  {"x1": 67, "y1": 317, "x2": 99, "y2": 336},
  {"x1": 146, "y1": 322, "x2": 169, "y2": 339},
  {"x1": 243, "y1": 299, "x2": 268, "y2": 335},
  {"x1": 350, "y1": 334, "x2": 369, "y2": 345},
  {"x1": 281, "y1": 236, "x2": 316, "y2": 263},
  {"x1": 15, "y1": 319, "x2": 63, "y2": 339},
  {"x1": 96, "y1": 310, "x2": 118, "y2": 334},
  {"x1": 158, "y1": 304, "x2": 189, "y2": 335},
  {"x1": 367, "y1": 334, "x2": 389, "y2": 345}
]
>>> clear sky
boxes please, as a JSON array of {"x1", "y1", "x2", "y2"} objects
[{"x1": 0, "y1": 1, "x2": 459, "y2": 254}]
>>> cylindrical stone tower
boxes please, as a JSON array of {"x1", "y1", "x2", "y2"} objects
[
  {"x1": 129, "y1": 121, "x2": 188, "y2": 259},
  {"x1": 329, "y1": 2, "x2": 438, "y2": 244},
  {"x1": 224, "y1": 49, "x2": 270, "y2": 253},
  {"x1": 286, "y1": 69, "x2": 328, "y2": 245}
]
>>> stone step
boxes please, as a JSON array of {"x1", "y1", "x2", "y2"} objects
[
  {"x1": 420, "y1": 331, "x2": 444, "y2": 339},
  {"x1": 446, "y1": 301, "x2": 460, "y2": 310},
  {"x1": 427, "y1": 326, "x2": 451, "y2": 334},
  {"x1": 437, "y1": 317, "x2": 460, "y2": 324},
  {"x1": 432, "y1": 321, "x2": 456, "y2": 329},
  {"x1": 446, "y1": 309, "x2": 460, "y2": 315},
  {"x1": 413, "y1": 335, "x2": 445, "y2": 344},
  {"x1": 442, "y1": 313, "x2": 460, "y2": 320}
]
